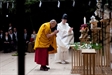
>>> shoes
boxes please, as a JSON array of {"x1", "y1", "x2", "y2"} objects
[
  {"x1": 69, "y1": 47, "x2": 72, "y2": 50},
  {"x1": 40, "y1": 67, "x2": 48, "y2": 71},
  {"x1": 40, "y1": 66, "x2": 50, "y2": 71},
  {"x1": 45, "y1": 66, "x2": 50, "y2": 69}
]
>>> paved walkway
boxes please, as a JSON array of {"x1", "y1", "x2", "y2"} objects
[
  {"x1": 0, "y1": 51, "x2": 76, "y2": 75},
  {"x1": 1, "y1": 49, "x2": 112, "y2": 75}
]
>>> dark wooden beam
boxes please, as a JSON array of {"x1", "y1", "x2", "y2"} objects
[{"x1": 16, "y1": 0, "x2": 25, "y2": 75}]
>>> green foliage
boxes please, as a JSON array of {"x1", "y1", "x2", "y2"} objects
[
  {"x1": 0, "y1": 0, "x2": 39, "y2": 14},
  {"x1": 25, "y1": 0, "x2": 39, "y2": 13},
  {"x1": 0, "y1": 0, "x2": 15, "y2": 14},
  {"x1": 73, "y1": 42, "x2": 80, "y2": 50},
  {"x1": 0, "y1": 0, "x2": 97, "y2": 14},
  {"x1": 2, "y1": 0, "x2": 15, "y2": 2},
  {"x1": 72, "y1": 42, "x2": 102, "y2": 50},
  {"x1": 25, "y1": 0, "x2": 39, "y2": 5},
  {"x1": 86, "y1": 6, "x2": 96, "y2": 14},
  {"x1": 9, "y1": 3, "x2": 16, "y2": 14},
  {"x1": 91, "y1": 43, "x2": 102, "y2": 50}
]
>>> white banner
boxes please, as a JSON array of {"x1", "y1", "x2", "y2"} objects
[
  {"x1": 7, "y1": 1, "x2": 9, "y2": 9},
  {"x1": 39, "y1": 0, "x2": 42, "y2": 7},
  {"x1": 57, "y1": 0, "x2": 60, "y2": 8},
  {"x1": 72, "y1": 0, "x2": 75, "y2": 7},
  {"x1": 0, "y1": 1, "x2": 2, "y2": 8}
]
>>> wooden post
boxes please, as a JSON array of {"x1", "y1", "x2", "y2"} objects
[
  {"x1": 91, "y1": 27, "x2": 101, "y2": 43},
  {"x1": 81, "y1": 49, "x2": 96, "y2": 75},
  {"x1": 16, "y1": 0, "x2": 25, "y2": 75},
  {"x1": 71, "y1": 47, "x2": 74, "y2": 73},
  {"x1": 70, "y1": 45, "x2": 83, "y2": 74}
]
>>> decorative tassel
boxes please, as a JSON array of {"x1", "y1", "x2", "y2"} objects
[
  {"x1": 57, "y1": 0, "x2": 60, "y2": 8},
  {"x1": 39, "y1": 0, "x2": 42, "y2": 7},
  {"x1": 72, "y1": 0, "x2": 75, "y2": 7}
]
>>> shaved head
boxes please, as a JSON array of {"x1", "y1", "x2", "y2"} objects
[
  {"x1": 50, "y1": 19, "x2": 57, "y2": 24},
  {"x1": 50, "y1": 19, "x2": 57, "y2": 28}
]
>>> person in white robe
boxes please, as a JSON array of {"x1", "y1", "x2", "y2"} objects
[{"x1": 55, "y1": 13, "x2": 74, "y2": 64}]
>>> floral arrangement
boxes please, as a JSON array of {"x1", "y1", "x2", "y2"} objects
[{"x1": 71, "y1": 42, "x2": 102, "y2": 50}]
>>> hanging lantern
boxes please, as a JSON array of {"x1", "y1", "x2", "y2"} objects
[
  {"x1": 57, "y1": 0, "x2": 60, "y2": 8},
  {"x1": 0, "y1": 1, "x2": 2, "y2": 8},
  {"x1": 72, "y1": 0, "x2": 75, "y2": 7},
  {"x1": 39, "y1": 0, "x2": 42, "y2": 7}
]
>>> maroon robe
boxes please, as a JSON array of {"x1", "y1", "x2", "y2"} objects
[{"x1": 35, "y1": 48, "x2": 49, "y2": 65}]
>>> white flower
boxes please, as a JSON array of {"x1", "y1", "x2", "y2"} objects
[{"x1": 96, "y1": 43, "x2": 98, "y2": 46}]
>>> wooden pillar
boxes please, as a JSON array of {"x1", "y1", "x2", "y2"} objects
[
  {"x1": 71, "y1": 47, "x2": 74, "y2": 74},
  {"x1": 16, "y1": 0, "x2": 25, "y2": 75},
  {"x1": 110, "y1": 19, "x2": 112, "y2": 65},
  {"x1": 100, "y1": 19, "x2": 112, "y2": 74},
  {"x1": 91, "y1": 27, "x2": 101, "y2": 43},
  {"x1": 70, "y1": 46, "x2": 83, "y2": 74},
  {"x1": 81, "y1": 49, "x2": 96, "y2": 75}
]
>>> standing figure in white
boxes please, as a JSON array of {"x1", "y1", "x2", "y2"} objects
[{"x1": 55, "y1": 13, "x2": 74, "y2": 64}]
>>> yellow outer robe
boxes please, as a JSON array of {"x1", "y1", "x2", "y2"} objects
[{"x1": 34, "y1": 22, "x2": 57, "y2": 54}]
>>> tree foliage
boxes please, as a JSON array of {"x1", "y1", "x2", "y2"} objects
[
  {"x1": 25, "y1": 0, "x2": 39, "y2": 13},
  {"x1": 0, "y1": 0, "x2": 39, "y2": 14}
]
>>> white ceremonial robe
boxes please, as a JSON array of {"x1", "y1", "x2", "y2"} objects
[{"x1": 55, "y1": 22, "x2": 74, "y2": 61}]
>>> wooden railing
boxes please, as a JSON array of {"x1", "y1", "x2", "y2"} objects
[{"x1": 71, "y1": 48, "x2": 112, "y2": 75}]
